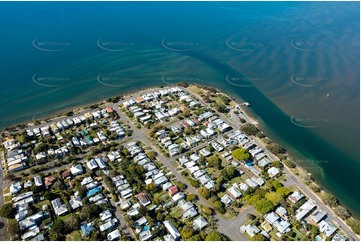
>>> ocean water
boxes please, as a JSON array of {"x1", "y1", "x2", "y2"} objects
[{"x1": 0, "y1": 2, "x2": 359, "y2": 216}]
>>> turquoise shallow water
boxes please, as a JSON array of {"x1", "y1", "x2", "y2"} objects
[{"x1": 0, "y1": 2, "x2": 359, "y2": 216}]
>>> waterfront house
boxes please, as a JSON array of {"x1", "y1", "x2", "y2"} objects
[
  {"x1": 319, "y1": 220, "x2": 337, "y2": 238},
  {"x1": 295, "y1": 199, "x2": 317, "y2": 221},
  {"x1": 288, "y1": 191, "x2": 304, "y2": 204}
]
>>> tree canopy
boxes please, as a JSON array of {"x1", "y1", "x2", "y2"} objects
[
  {"x1": 240, "y1": 123, "x2": 259, "y2": 136},
  {"x1": 205, "y1": 231, "x2": 224, "y2": 241},
  {"x1": 0, "y1": 203, "x2": 16, "y2": 218},
  {"x1": 231, "y1": 148, "x2": 251, "y2": 161}
]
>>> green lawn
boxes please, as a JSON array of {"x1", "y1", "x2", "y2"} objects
[
  {"x1": 66, "y1": 230, "x2": 82, "y2": 241},
  {"x1": 228, "y1": 176, "x2": 244, "y2": 187},
  {"x1": 59, "y1": 213, "x2": 73, "y2": 222},
  {"x1": 4, "y1": 195, "x2": 11, "y2": 203},
  {"x1": 3, "y1": 187, "x2": 10, "y2": 194},
  {"x1": 206, "y1": 167, "x2": 220, "y2": 180},
  {"x1": 35, "y1": 200, "x2": 50, "y2": 210},
  {"x1": 170, "y1": 206, "x2": 183, "y2": 219}
]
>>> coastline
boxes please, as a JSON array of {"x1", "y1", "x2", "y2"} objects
[
  {"x1": 187, "y1": 84, "x2": 360, "y2": 239},
  {"x1": 0, "y1": 83, "x2": 359, "y2": 239}
]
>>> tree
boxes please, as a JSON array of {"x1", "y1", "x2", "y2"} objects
[
  {"x1": 321, "y1": 192, "x2": 339, "y2": 208},
  {"x1": 266, "y1": 143, "x2": 285, "y2": 155},
  {"x1": 252, "y1": 234, "x2": 267, "y2": 241},
  {"x1": 284, "y1": 159, "x2": 296, "y2": 168},
  {"x1": 203, "y1": 206, "x2": 213, "y2": 216},
  {"x1": 346, "y1": 217, "x2": 360, "y2": 235},
  {"x1": 265, "y1": 192, "x2": 283, "y2": 205},
  {"x1": 213, "y1": 201, "x2": 226, "y2": 214},
  {"x1": 240, "y1": 123, "x2": 259, "y2": 135},
  {"x1": 309, "y1": 225, "x2": 319, "y2": 239},
  {"x1": 51, "y1": 219, "x2": 65, "y2": 233},
  {"x1": 0, "y1": 203, "x2": 16, "y2": 218},
  {"x1": 205, "y1": 231, "x2": 224, "y2": 241},
  {"x1": 67, "y1": 216, "x2": 80, "y2": 232},
  {"x1": 145, "y1": 183, "x2": 160, "y2": 193},
  {"x1": 146, "y1": 151, "x2": 157, "y2": 160},
  {"x1": 309, "y1": 184, "x2": 321, "y2": 193},
  {"x1": 139, "y1": 205, "x2": 147, "y2": 216},
  {"x1": 199, "y1": 187, "x2": 211, "y2": 199},
  {"x1": 222, "y1": 166, "x2": 238, "y2": 180},
  {"x1": 334, "y1": 206, "x2": 351, "y2": 220},
  {"x1": 276, "y1": 187, "x2": 291, "y2": 198},
  {"x1": 231, "y1": 148, "x2": 251, "y2": 161},
  {"x1": 208, "y1": 155, "x2": 222, "y2": 168},
  {"x1": 253, "y1": 198, "x2": 274, "y2": 214},
  {"x1": 186, "y1": 194, "x2": 197, "y2": 202},
  {"x1": 272, "y1": 180, "x2": 282, "y2": 189},
  {"x1": 247, "y1": 213, "x2": 256, "y2": 221},
  {"x1": 189, "y1": 179, "x2": 199, "y2": 188},
  {"x1": 180, "y1": 225, "x2": 195, "y2": 239},
  {"x1": 271, "y1": 160, "x2": 283, "y2": 169},
  {"x1": 8, "y1": 219, "x2": 20, "y2": 239},
  {"x1": 174, "y1": 181, "x2": 187, "y2": 191}
]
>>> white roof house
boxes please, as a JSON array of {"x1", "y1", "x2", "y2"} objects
[
  {"x1": 70, "y1": 195, "x2": 83, "y2": 210},
  {"x1": 86, "y1": 159, "x2": 99, "y2": 170},
  {"x1": 70, "y1": 164, "x2": 83, "y2": 176},
  {"x1": 288, "y1": 191, "x2": 304, "y2": 204},
  {"x1": 171, "y1": 192, "x2": 185, "y2": 204},
  {"x1": 319, "y1": 220, "x2": 337, "y2": 237},
  {"x1": 164, "y1": 220, "x2": 180, "y2": 240},
  {"x1": 296, "y1": 200, "x2": 317, "y2": 221},
  {"x1": 267, "y1": 167, "x2": 280, "y2": 177},
  {"x1": 193, "y1": 216, "x2": 208, "y2": 230},
  {"x1": 51, "y1": 198, "x2": 68, "y2": 216},
  {"x1": 221, "y1": 194, "x2": 234, "y2": 207},
  {"x1": 10, "y1": 181, "x2": 22, "y2": 194},
  {"x1": 241, "y1": 224, "x2": 260, "y2": 237},
  {"x1": 227, "y1": 186, "x2": 242, "y2": 199},
  {"x1": 99, "y1": 218, "x2": 117, "y2": 232},
  {"x1": 107, "y1": 229, "x2": 121, "y2": 241}
]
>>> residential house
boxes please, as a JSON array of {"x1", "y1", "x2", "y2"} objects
[
  {"x1": 193, "y1": 216, "x2": 208, "y2": 230},
  {"x1": 288, "y1": 191, "x2": 304, "y2": 204},
  {"x1": 51, "y1": 198, "x2": 68, "y2": 216},
  {"x1": 163, "y1": 220, "x2": 181, "y2": 240}
]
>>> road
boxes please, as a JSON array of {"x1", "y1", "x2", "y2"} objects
[
  {"x1": 186, "y1": 88, "x2": 359, "y2": 240},
  {"x1": 217, "y1": 206, "x2": 255, "y2": 241},
  {"x1": 111, "y1": 103, "x2": 248, "y2": 241},
  {"x1": 101, "y1": 180, "x2": 136, "y2": 240},
  {"x1": 0, "y1": 151, "x2": 8, "y2": 241},
  {"x1": 251, "y1": 135, "x2": 358, "y2": 241}
]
